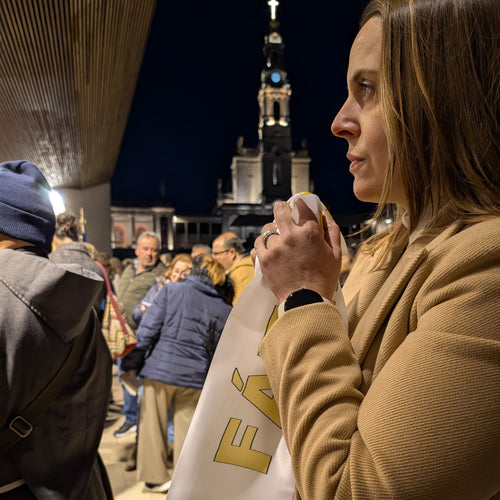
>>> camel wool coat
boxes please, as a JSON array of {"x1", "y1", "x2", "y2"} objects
[{"x1": 260, "y1": 217, "x2": 500, "y2": 500}]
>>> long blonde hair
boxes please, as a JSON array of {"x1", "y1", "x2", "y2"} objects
[
  {"x1": 360, "y1": 0, "x2": 499, "y2": 258},
  {"x1": 192, "y1": 253, "x2": 227, "y2": 286}
]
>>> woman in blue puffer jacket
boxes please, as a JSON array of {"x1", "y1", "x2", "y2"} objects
[{"x1": 121, "y1": 253, "x2": 233, "y2": 493}]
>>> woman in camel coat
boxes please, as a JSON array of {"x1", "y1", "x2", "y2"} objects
[{"x1": 254, "y1": 0, "x2": 500, "y2": 498}]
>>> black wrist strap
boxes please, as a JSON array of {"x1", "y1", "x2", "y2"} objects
[{"x1": 284, "y1": 288, "x2": 325, "y2": 312}]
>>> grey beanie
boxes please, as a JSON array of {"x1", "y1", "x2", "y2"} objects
[{"x1": 0, "y1": 160, "x2": 56, "y2": 254}]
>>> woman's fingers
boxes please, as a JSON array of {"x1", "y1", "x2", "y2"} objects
[
  {"x1": 323, "y1": 211, "x2": 342, "y2": 280},
  {"x1": 272, "y1": 201, "x2": 293, "y2": 231},
  {"x1": 273, "y1": 199, "x2": 317, "y2": 231},
  {"x1": 256, "y1": 222, "x2": 279, "y2": 252},
  {"x1": 323, "y1": 211, "x2": 342, "y2": 257},
  {"x1": 253, "y1": 202, "x2": 342, "y2": 303},
  {"x1": 294, "y1": 198, "x2": 318, "y2": 226}
]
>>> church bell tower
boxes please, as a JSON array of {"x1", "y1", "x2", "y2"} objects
[
  {"x1": 217, "y1": 0, "x2": 311, "y2": 234},
  {"x1": 258, "y1": 0, "x2": 292, "y2": 202}
]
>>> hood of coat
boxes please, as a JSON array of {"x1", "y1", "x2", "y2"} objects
[
  {"x1": 0, "y1": 247, "x2": 103, "y2": 342},
  {"x1": 49, "y1": 241, "x2": 104, "y2": 278},
  {"x1": 181, "y1": 274, "x2": 221, "y2": 297},
  {"x1": 50, "y1": 240, "x2": 91, "y2": 263}
]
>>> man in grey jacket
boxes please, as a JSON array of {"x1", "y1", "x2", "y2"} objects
[{"x1": 0, "y1": 161, "x2": 112, "y2": 499}]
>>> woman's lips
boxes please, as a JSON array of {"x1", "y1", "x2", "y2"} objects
[{"x1": 347, "y1": 153, "x2": 363, "y2": 172}]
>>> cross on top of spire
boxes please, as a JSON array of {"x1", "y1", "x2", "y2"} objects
[{"x1": 268, "y1": 0, "x2": 279, "y2": 20}]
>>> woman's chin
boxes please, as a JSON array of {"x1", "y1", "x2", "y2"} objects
[{"x1": 353, "y1": 184, "x2": 380, "y2": 204}]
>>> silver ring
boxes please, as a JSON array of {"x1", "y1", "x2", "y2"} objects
[{"x1": 262, "y1": 229, "x2": 279, "y2": 249}]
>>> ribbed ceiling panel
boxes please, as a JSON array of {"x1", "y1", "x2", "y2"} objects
[{"x1": 0, "y1": 0, "x2": 156, "y2": 188}]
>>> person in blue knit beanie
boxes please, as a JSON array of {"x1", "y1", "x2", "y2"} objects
[
  {"x1": 0, "y1": 160, "x2": 56, "y2": 255},
  {"x1": 0, "y1": 160, "x2": 113, "y2": 498}
]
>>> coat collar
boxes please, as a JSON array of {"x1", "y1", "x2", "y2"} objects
[{"x1": 349, "y1": 220, "x2": 461, "y2": 366}]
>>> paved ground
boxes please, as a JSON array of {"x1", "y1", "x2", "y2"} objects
[{"x1": 99, "y1": 368, "x2": 172, "y2": 499}]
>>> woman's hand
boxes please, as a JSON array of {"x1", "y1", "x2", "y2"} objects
[{"x1": 252, "y1": 199, "x2": 342, "y2": 303}]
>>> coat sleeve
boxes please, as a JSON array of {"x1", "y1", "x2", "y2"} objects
[
  {"x1": 123, "y1": 284, "x2": 169, "y2": 372},
  {"x1": 259, "y1": 231, "x2": 500, "y2": 499},
  {"x1": 131, "y1": 303, "x2": 143, "y2": 326},
  {"x1": 135, "y1": 284, "x2": 168, "y2": 351}
]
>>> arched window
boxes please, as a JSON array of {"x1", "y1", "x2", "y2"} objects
[
  {"x1": 273, "y1": 101, "x2": 280, "y2": 122},
  {"x1": 272, "y1": 162, "x2": 281, "y2": 186},
  {"x1": 113, "y1": 225, "x2": 126, "y2": 247},
  {"x1": 272, "y1": 148, "x2": 282, "y2": 186}
]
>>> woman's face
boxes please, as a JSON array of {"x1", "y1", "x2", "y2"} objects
[
  {"x1": 331, "y1": 17, "x2": 406, "y2": 209},
  {"x1": 170, "y1": 261, "x2": 192, "y2": 282}
]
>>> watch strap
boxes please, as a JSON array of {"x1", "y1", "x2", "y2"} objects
[{"x1": 278, "y1": 288, "x2": 332, "y2": 317}]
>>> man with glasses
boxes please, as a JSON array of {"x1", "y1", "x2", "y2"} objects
[{"x1": 211, "y1": 232, "x2": 254, "y2": 305}]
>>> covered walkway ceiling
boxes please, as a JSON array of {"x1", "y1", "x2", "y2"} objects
[{"x1": 0, "y1": 0, "x2": 156, "y2": 188}]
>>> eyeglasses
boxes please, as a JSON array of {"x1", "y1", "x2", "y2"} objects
[
  {"x1": 171, "y1": 267, "x2": 192, "y2": 277},
  {"x1": 170, "y1": 267, "x2": 192, "y2": 282},
  {"x1": 212, "y1": 249, "x2": 230, "y2": 256}
]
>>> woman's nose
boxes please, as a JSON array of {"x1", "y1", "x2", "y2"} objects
[{"x1": 331, "y1": 100, "x2": 359, "y2": 139}]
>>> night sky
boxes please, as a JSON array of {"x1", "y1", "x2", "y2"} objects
[{"x1": 111, "y1": 0, "x2": 372, "y2": 219}]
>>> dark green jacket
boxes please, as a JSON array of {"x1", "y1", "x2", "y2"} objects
[{"x1": 116, "y1": 259, "x2": 167, "y2": 330}]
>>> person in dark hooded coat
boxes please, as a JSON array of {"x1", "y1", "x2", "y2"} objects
[{"x1": 0, "y1": 161, "x2": 112, "y2": 499}]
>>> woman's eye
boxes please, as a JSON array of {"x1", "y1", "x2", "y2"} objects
[{"x1": 359, "y1": 81, "x2": 375, "y2": 98}]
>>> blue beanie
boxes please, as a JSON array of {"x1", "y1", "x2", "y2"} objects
[{"x1": 0, "y1": 160, "x2": 56, "y2": 254}]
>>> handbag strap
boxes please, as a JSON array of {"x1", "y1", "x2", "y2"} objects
[
  {"x1": 95, "y1": 261, "x2": 131, "y2": 335},
  {"x1": 0, "y1": 314, "x2": 93, "y2": 454},
  {"x1": 95, "y1": 261, "x2": 113, "y2": 295}
]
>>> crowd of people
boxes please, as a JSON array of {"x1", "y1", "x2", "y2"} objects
[
  {"x1": 0, "y1": 192, "x2": 257, "y2": 497},
  {"x1": 1, "y1": 0, "x2": 498, "y2": 498},
  {"x1": 89, "y1": 230, "x2": 254, "y2": 492}
]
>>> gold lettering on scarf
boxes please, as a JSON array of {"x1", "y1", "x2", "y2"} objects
[
  {"x1": 231, "y1": 370, "x2": 281, "y2": 427},
  {"x1": 214, "y1": 418, "x2": 272, "y2": 473},
  {"x1": 214, "y1": 307, "x2": 282, "y2": 473}
]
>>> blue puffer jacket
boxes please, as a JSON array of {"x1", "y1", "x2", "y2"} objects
[{"x1": 125, "y1": 274, "x2": 232, "y2": 389}]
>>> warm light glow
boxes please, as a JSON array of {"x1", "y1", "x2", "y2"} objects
[
  {"x1": 49, "y1": 190, "x2": 65, "y2": 215},
  {"x1": 268, "y1": 0, "x2": 279, "y2": 20}
]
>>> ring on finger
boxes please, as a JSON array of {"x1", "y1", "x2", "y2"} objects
[{"x1": 262, "y1": 229, "x2": 279, "y2": 249}]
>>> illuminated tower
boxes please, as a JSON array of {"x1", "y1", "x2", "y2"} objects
[
  {"x1": 219, "y1": 0, "x2": 310, "y2": 233},
  {"x1": 259, "y1": 0, "x2": 292, "y2": 202}
]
